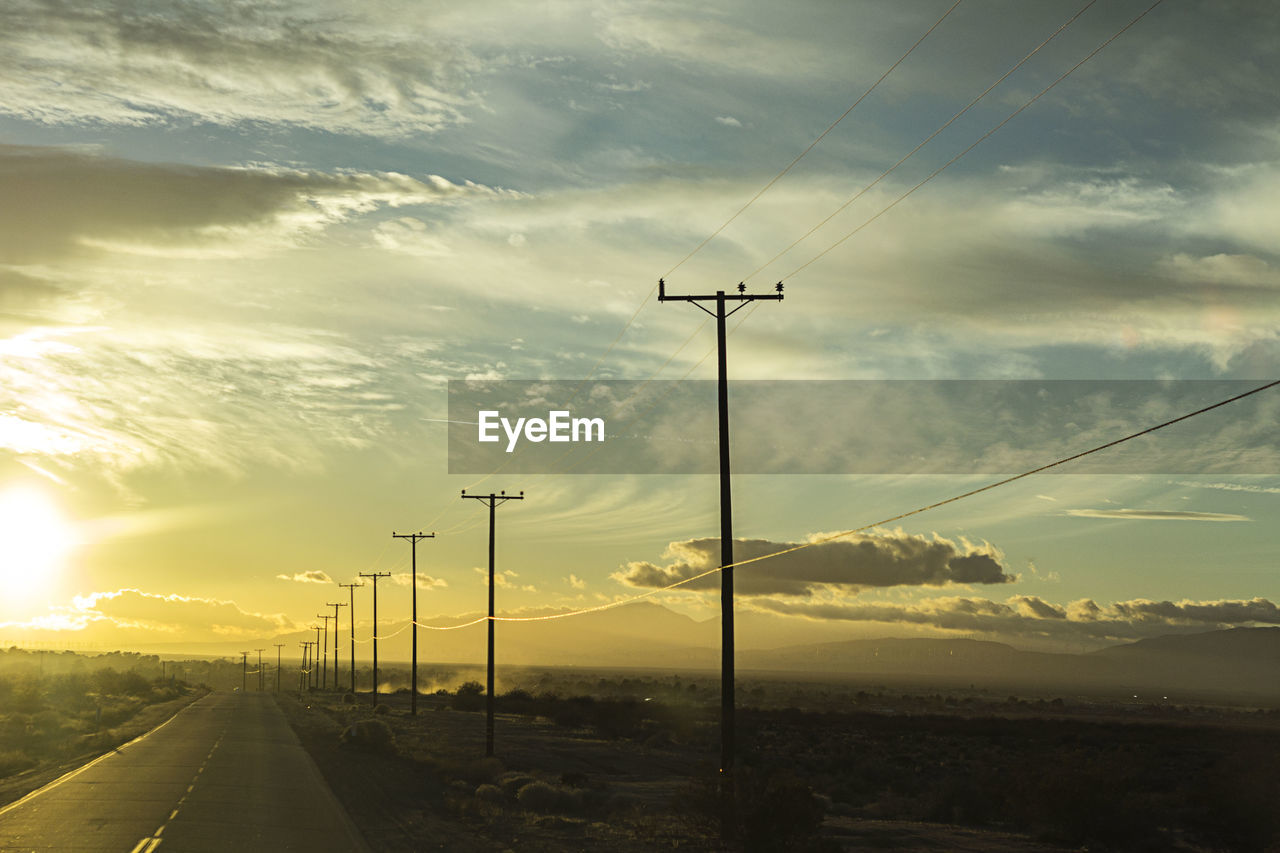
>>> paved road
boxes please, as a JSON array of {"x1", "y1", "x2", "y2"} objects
[{"x1": 0, "y1": 692, "x2": 370, "y2": 852}]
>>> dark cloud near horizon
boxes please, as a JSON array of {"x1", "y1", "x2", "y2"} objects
[
  {"x1": 749, "y1": 594, "x2": 1280, "y2": 642},
  {"x1": 614, "y1": 531, "x2": 1013, "y2": 597}
]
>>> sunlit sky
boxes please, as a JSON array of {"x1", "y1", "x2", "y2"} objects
[{"x1": 1, "y1": 0, "x2": 1277, "y2": 656}]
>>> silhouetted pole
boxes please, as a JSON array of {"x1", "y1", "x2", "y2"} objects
[
  {"x1": 327, "y1": 601, "x2": 346, "y2": 692},
  {"x1": 359, "y1": 571, "x2": 391, "y2": 703},
  {"x1": 658, "y1": 278, "x2": 783, "y2": 790},
  {"x1": 240, "y1": 651, "x2": 249, "y2": 693},
  {"x1": 317, "y1": 614, "x2": 333, "y2": 690},
  {"x1": 298, "y1": 642, "x2": 309, "y2": 693},
  {"x1": 255, "y1": 648, "x2": 265, "y2": 691},
  {"x1": 392, "y1": 531, "x2": 435, "y2": 715},
  {"x1": 461, "y1": 489, "x2": 524, "y2": 757},
  {"x1": 311, "y1": 626, "x2": 322, "y2": 689},
  {"x1": 274, "y1": 643, "x2": 285, "y2": 693},
  {"x1": 339, "y1": 581, "x2": 363, "y2": 694}
]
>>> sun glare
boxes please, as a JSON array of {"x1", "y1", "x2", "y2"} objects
[{"x1": 0, "y1": 486, "x2": 75, "y2": 605}]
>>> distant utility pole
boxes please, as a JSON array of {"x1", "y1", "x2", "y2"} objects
[
  {"x1": 274, "y1": 643, "x2": 285, "y2": 693},
  {"x1": 327, "y1": 601, "x2": 346, "y2": 693},
  {"x1": 358, "y1": 571, "x2": 392, "y2": 703},
  {"x1": 461, "y1": 489, "x2": 524, "y2": 757},
  {"x1": 317, "y1": 614, "x2": 333, "y2": 690},
  {"x1": 339, "y1": 581, "x2": 363, "y2": 694},
  {"x1": 311, "y1": 626, "x2": 322, "y2": 689},
  {"x1": 392, "y1": 531, "x2": 435, "y2": 715},
  {"x1": 658, "y1": 278, "x2": 783, "y2": 784},
  {"x1": 255, "y1": 648, "x2": 265, "y2": 692},
  {"x1": 298, "y1": 642, "x2": 310, "y2": 693},
  {"x1": 240, "y1": 651, "x2": 249, "y2": 693}
]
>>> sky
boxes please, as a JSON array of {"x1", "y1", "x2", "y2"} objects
[{"x1": 1, "y1": 0, "x2": 1278, "y2": 658}]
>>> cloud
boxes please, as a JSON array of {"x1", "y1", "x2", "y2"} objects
[
  {"x1": 0, "y1": 145, "x2": 504, "y2": 265},
  {"x1": 4, "y1": 588, "x2": 298, "y2": 641},
  {"x1": 0, "y1": 0, "x2": 479, "y2": 137},
  {"x1": 1174, "y1": 480, "x2": 1280, "y2": 495},
  {"x1": 714, "y1": 116, "x2": 742, "y2": 128},
  {"x1": 276, "y1": 570, "x2": 334, "y2": 584},
  {"x1": 390, "y1": 572, "x2": 448, "y2": 590},
  {"x1": 1066, "y1": 509, "x2": 1250, "y2": 522},
  {"x1": 748, "y1": 594, "x2": 1280, "y2": 642},
  {"x1": 565, "y1": 573, "x2": 587, "y2": 590},
  {"x1": 613, "y1": 530, "x2": 1013, "y2": 596}
]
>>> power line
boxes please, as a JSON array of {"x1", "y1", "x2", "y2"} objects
[
  {"x1": 746, "y1": 0, "x2": 1100, "y2": 283},
  {"x1": 416, "y1": 378, "x2": 1280, "y2": 630},
  {"x1": 782, "y1": 0, "x2": 1166, "y2": 282},
  {"x1": 664, "y1": 0, "x2": 966, "y2": 279}
]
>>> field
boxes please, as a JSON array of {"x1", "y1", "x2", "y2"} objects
[{"x1": 281, "y1": 667, "x2": 1280, "y2": 853}]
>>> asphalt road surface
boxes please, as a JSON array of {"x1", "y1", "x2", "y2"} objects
[{"x1": 0, "y1": 691, "x2": 370, "y2": 852}]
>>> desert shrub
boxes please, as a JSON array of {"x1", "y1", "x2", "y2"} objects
[
  {"x1": 499, "y1": 772, "x2": 537, "y2": 796},
  {"x1": 516, "y1": 780, "x2": 582, "y2": 814},
  {"x1": 552, "y1": 695, "x2": 594, "y2": 728},
  {"x1": 372, "y1": 702, "x2": 390, "y2": 716},
  {"x1": 0, "y1": 749, "x2": 35, "y2": 777},
  {"x1": 341, "y1": 692, "x2": 355, "y2": 705},
  {"x1": 448, "y1": 756, "x2": 504, "y2": 786},
  {"x1": 453, "y1": 681, "x2": 485, "y2": 712},
  {"x1": 474, "y1": 783, "x2": 506, "y2": 805},
  {"x1": 339, "y1": 718, "x2": 395, "y2": 754},
  {"x1": 685, "y1": 765, "x2": 829, "y2": 853}
]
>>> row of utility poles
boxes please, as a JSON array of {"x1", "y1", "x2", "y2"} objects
[{"x1": 283, "y1": 489, "x2": 523, "y2": 760}]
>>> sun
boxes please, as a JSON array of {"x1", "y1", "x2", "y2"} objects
[{"x1": 0, "y1": 486, "x2": 75, "y2": 605}]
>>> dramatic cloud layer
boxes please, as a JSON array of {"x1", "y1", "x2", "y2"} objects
[{"x1": 614, "y1": 531, "x2": 1013, "y2": 596}]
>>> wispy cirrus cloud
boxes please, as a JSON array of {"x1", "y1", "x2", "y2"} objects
[
  {"x1": 0, "y1": 0, "x2": 479, "y2": 137},
  {"x1": 1066, "y1": 508, "x2": 1250, "y2": 522}
]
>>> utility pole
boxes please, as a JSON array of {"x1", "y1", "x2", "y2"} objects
[
  {"x1": 461, "y1": 489, "x2": 524, "y2": 757},
  {"x1": 240, "y1": 651, "x2": 249, "y2": 693},
  {"x1": 339, "y1": 581, "x2": 363, "y2": 695},
  {"x1": 298, "y1": 642, "x2": 310, "y2": 693},
  {"x1": 327, "y1": 602, "x2": 347, "y2": 693},
  {"x1": 255, "y1": 648, "x2": 265, "y2": 692},
  {"x1": 317, "y1": 614, "x2": 333, "y2": 690},
  {"x1": 274, "y1": 643, "x2": 285, "y2": 693},
  {"x1": 658, "y1": 278, "x2": 782, "y2": 790},
  {"x1": 311, "y1": 626, "x2": 322, "y2": 689},
  {"x1": 358, "y1": 571, "x2": 391, "y2": 703},
  {"x1": 392, "y1": 531, "x2": 435, "y2": 715}
]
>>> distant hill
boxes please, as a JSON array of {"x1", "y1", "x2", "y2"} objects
[{"x1": 78, "y1": 606, "x2": 1280, "y2": 701}]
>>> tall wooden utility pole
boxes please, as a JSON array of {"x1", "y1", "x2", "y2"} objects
[
  {"x1": 358, "y1": 572, "x2": 391, "y2": 703},
  {"x1": 657, "y1": 278, "x2": 782, "y2": 784},
  {"x1": 327, "y1": 601, "x2": 347, "y2": 693},
  {"x1": 274, "y1": 643, "x2": 285, "y2": 693},
  {"x1": 461, "y1": 489, "x2": 524, "y2": 757},
  {"x1": 392, "y1": 531, "x2": 435, "y2": 715},
  {"x1": 339, "y1": 581, "x2": 363, "y2": 694}
]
